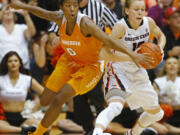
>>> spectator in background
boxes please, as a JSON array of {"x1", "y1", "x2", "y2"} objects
[
  {"x1": 30, "y1": 31, "x2": 59, "y2": 84},
  {"x1": 145, "y1": 0, "x2": 156, "y2": 9},
  {"x1": 151, "y1": 57, "x2": 180, "y2": 134},
  {"x1": 27, "y1": 0, "x2": 50, "y2": 36},
  {"x1": 0, "y1": 51, "x2": 44, "y2": 134},
  {"x1": 163, "y1": 6, "x2": 180, "y2": 59},
  {"x1": 102, "y1": 0, "x2": 122, "y2": 20},
  {"x1": 147, "y1": 1, "x2": 178, "y2": 79},
  {"x1": 0, "y1": 102, "x2": 5, "y2": 121},
  {"x1": 17, "y1": 0, "x2": 52, "y2": 37},
  {"x1": 0, "y1": 5, "x2": 36, "y2": 71},
  {"x1": 172, "y1": 0, "x2": 180, "y2": 8},
  {"x1": 0, "y1": 0, "x2": 8, "y2": 9},
  {"x1": 147, "y1": 0, "x2": 173, "y2": 28},
  {"x1": 38, "y1": 0, "x2": 59, "y2": 11}
]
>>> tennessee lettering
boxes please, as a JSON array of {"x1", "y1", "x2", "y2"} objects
[{"x1": 62, "y1": 39, "x2": 81, "y2": 46}]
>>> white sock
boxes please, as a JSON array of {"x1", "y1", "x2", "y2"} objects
[
  {"x1": 93, "y1": 128, "x2": 103, "y2": 135},
  {"x1": 132, "y1": 123, "x2": 144, "y2": 135},
  {"x1": 95, "y1": 102, "x2": 123, "y2": 129}
]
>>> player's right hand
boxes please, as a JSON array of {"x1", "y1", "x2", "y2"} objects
[{"x1": 130, "y1": 50, "x2": 155, "y2": 68}]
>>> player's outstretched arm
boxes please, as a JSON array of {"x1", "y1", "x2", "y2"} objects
[
  {"x1": 10, "y1": 0, "x2": 63, "y2": 24},
  {"x1": 80, "y1": 17, "x2": 135, "y2": 58},
  {"x1": 148, "y1": 17, "x2": 166, "y2": 49},
  {"x1": 80, "y1": 16, "x2": 153, "y2": 66}
]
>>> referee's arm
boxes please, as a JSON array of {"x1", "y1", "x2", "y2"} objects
[{"x1": 100, "y1": 5, "x2": 118, "y2": 30}]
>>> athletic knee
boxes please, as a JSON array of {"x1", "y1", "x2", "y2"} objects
[
  {"x1": 95, "y1": 102, "x2": 123, "y2": 129},
  {"x1": 40, "y1": 98, "x2": 51, "y2": 107},
  {"x1": 40, "y1": 88, "x2": 56, "y2": 106},
  {"x1": 138, "y1": 108, "x2": 164, "y2": 128},
  {"x1": 40, "y1": 98, "x2": 50, "y2": 106},
  {"x1": 40, "y1": 99, "x2": 50, "y2": 112},
  {"x1": 152, "y1": 109, "x2": 164, "y2": 121},
  {"x1": 146, "y1": 108, "x2": 164, "y2": 122},
  {"x1": 51, "y1": 94, "x2": 65, "y2": 107}
]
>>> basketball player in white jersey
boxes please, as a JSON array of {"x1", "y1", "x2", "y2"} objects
[{"x1": 92, "y1": 0, "x2": 166, "y2": 135}]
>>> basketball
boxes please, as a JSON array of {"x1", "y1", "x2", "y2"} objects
[{"x1": 137, "y1": 42, "x2": 163, "y2": 69}]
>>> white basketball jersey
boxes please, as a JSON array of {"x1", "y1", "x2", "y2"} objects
[
  {"x1": 118, "y1": 17, "x2": 150, "y2": 51},
  {"x1": 104, "y1": 17, "x2": 159, "y2": 110}
]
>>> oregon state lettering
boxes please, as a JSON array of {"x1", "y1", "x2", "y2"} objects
[{"x1": 125, "y1": 32, "x2": 149, "y2": 41}]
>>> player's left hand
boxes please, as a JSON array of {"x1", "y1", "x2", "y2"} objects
[{"x1": 158, "y1": 45, "x2": 164, "y2": 60}]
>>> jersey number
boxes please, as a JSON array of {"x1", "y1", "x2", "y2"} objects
[
  {"x1": 133, "y1": 41, "x2": 144, "y2": 51},
  {"x1": 66, "y1": 48, "x2": 77, "y2": 56}
]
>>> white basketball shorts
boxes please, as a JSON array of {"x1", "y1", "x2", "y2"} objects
[{"x1": 103, "y1": 61, "x2": 159, "y2": 110}]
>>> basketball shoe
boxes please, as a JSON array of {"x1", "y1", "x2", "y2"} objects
[
  {"x1": 21, "y1": 126, "x2": 36, "y2": 135},
  {"x1": 124, "y1": 129, "x2": 133, "y2": 135},
  {"x1": 102, "y1": 133, "x2": 112, "y2": 135}
]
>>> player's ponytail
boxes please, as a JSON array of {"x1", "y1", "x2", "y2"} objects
[{"x1": 123, "y1": 0, "x2": 131, "y2": 17}]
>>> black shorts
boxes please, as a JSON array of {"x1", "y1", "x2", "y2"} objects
[
  {"x1": 4, "y1": 112, "x2": 26, "y2": 126},
  {"x1": 166, "y1": 110, "x2": 180, "y2": 127},
  {"x1": 112, "y1": 108, "x2": 139, "y2": 128}
]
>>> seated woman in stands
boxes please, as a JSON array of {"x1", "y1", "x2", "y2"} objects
[{"x1": 0, "y1": 51, "x2": 44, "y2": 134}]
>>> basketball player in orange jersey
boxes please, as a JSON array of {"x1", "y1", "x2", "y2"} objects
[
  {"x1": 92, "y1": 0, "x2": 166, "y2": 135},
  {"x1": 10, "y1": 0, "x2": 153, "y2": 135}
]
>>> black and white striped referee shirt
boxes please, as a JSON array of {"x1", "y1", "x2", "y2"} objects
[{"x1": 48, "y1": 0, "x2": 117, "y2": 34}]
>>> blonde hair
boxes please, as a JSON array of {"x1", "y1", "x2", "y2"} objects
[
  {"x1": 123, "y1": 0, "x2": 145, "y2": 16},
  {"x1": 158, "y1": 57, "x2": 180, "y2": 77}
]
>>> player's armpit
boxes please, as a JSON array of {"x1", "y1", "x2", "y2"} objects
[{"x1": 109, "y1": 22, "x2": 125, "y2": 40}]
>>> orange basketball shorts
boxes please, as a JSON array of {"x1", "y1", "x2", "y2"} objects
[{"x1": 46, "y1": 54, "x2": 104, "y2": 95}]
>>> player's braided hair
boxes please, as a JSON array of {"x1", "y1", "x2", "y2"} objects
[{"x1": 58, "y1": 0, "x2": 81, "y2": 7}]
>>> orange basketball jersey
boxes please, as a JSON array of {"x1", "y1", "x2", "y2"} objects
[{"x1": 59, "y1": 13, "x2": 102, "y2": 65}]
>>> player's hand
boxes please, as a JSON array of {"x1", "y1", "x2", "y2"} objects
[
  {"x1": 158, "y1": 45, "x2": 164, "y2": 60},
  {"x1": 10, "y1": 0, "x2": 24, "y2": 9},
  {"x1": 130, "y1": 50, "x2": 155, "y2": 68}
]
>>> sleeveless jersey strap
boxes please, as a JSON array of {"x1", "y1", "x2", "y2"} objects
[
  {"x1": 62, "y1": 15, "x2": 66, "y2": 25},
  {"x1": 77, "y1": 12, "x2": 87, "y2": 27}
]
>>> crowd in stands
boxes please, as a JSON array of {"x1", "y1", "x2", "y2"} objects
[{"x1": 0, "y1": 0, "x2": 179, "y2": 135}]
